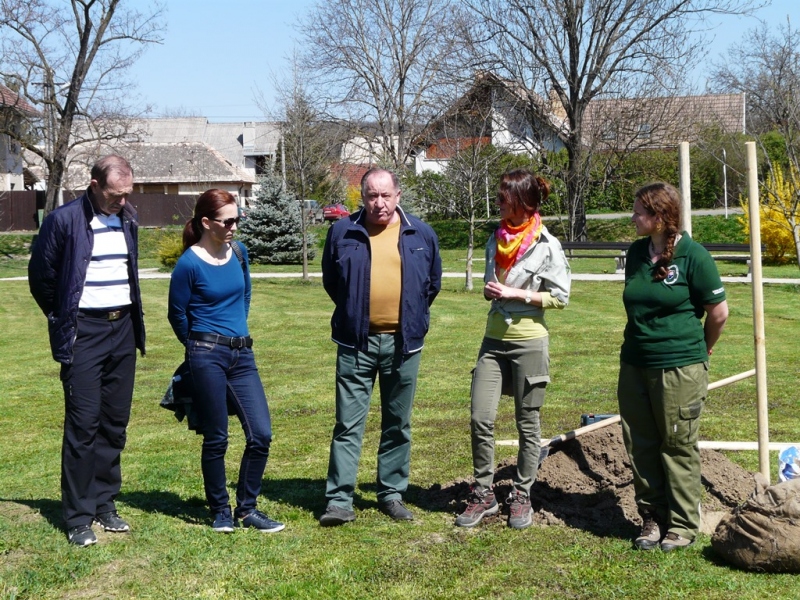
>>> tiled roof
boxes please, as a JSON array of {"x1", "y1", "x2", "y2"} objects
[
  {"x1": 0, "y1": 84, "x2": 39, "y2": 116},
  {"x1": 583, "y1": 93, "x2": 745, "y2": 148},
  {"x1": 126, "y1": 142, "x2": 254, "y2": 184},
  {"x1": 126, "y1": 118, "x2": 281, "y2": 168}
]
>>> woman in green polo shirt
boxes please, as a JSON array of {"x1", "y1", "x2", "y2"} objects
[{"x1": 618, "y1": 182, "x2": 728, "y2": 552}]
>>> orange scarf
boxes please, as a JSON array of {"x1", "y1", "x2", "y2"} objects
[{"x1": 495, "y1": 213, "x2": 543, "y2": 274}]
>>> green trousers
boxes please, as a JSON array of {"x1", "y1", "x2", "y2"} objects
[
  {"x1": 617, "y1": 360, "x2": 708, "y2": 539},
  {"x1": 470, "y1": 336, "x2": 549, "y2": 496},
  {"x1": 324, "y1": 333, "x2": 421, "y2": 509}
]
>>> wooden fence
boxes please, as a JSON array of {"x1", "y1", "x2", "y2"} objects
[{"x1": 0, "y1": 191, "x2": 197, "y2": 231}]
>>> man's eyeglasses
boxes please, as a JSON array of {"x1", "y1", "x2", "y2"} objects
[{"x1": 210, "y1": 217, "x2": 240, "y2": 228}]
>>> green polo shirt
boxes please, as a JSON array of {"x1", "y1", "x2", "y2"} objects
[{"x1": 620, "y1": 233, "x2": 726, "y2": 369}]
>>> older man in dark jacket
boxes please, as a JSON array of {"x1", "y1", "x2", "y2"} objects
[
  {"x1": 29, "y1": 155, "x2": 145, "y2": 547},
  {"x1": 319, "y1": 168, "x2": 441, "y2": 526}
]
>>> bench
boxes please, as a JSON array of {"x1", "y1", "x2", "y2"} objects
[{"x1": 562, "y1": 242, "x2": 761, "y2": 273}]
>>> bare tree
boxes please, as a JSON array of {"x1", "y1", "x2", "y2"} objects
[
  {"x1": 297, "y1": 0, "x2": 464, "y2": 170},
  {"x1": 411, "y1": 75, "x2": 517, "y2": 289},
  {"x1": 258, "y1": 55, "x2": 346, "y2": 280},
  {"x1": 463, "y1": 0, "x2": 759, "y2": 241},
  {"x1": 712, "y1": 18, "x2": 800, "y2": 152},
  {"x1": 712, "y1": 18, "x2": 800, "y2": 268},
  {"x1": 0, "y1": 0, "x2": 164, "y2": 213}
]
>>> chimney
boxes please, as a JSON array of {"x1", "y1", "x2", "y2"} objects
[{"x1": 243, "y1": 122, "x2": 255, "y2": 152}]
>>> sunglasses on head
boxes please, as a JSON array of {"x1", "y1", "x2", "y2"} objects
[{"x1": 210, "y1": 217, "x2": 240, "y2": 228}]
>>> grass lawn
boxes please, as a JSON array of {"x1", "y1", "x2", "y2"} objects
[{"x1": 1, "y1": 273, "x2": 800, "y2": 598}]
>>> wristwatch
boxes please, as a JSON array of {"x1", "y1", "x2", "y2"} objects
[{"x1": 524, "y1": 291, "x2": 532, "y2": 304}]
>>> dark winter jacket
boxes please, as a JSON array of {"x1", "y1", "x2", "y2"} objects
[
  {"x1": 28, "y1": 191, "x2": 146, "y2": 364},
  {"x1": 321, "y1": 206, "x2": 441, "y2": 354}
]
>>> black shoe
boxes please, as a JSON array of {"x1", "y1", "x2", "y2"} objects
[
  {"x1": 236, "y1": 510, "x2": 286, "y2": 533},
  {"x1": 212, "y1": 507, "x2": 234, "y2": 533},
  {"x1": 380, "y1": 499, "x2": 414, "y2": 521},
  {"x1": 68, "y1": 525, "x2": 97, "y2": 547},
  {"x1": 319, "y1": 504, "x2": 356, "y2": 527},
  {"x1": 94, "y1": 511, "x2": 130, "y2": 533}
]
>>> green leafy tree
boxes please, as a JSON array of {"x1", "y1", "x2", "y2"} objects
[{"x1": 237, "y1": 174, "x2": 316, "y2": 265}]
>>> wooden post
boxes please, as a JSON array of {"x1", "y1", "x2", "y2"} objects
[
  {"x1": 678, "y1": 142, "x2": 692, "y2": 237},
  {"x1": 746, "y1": 141, "x2": 770, "y2": 482}
]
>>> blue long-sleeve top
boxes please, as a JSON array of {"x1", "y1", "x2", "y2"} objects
[{"x1": 168, "y1": 242, "x2": 251, "y2": 344}]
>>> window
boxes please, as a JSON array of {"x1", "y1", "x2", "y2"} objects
[{"x1": 637, "y1": 123, "x2": 652, "y2": 139}]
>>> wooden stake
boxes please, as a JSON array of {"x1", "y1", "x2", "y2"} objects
[{"x1": 746, "y1": 141, "x2": 770, "y2": 482}]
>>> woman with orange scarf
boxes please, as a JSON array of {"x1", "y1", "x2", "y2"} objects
[{"x1": 455, "y1": 169, "x2": 571, "y2": 530}]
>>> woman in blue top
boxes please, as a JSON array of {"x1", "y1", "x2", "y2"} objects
[{"x1": 168, "y1": 189, "x2": 284, "y2": 534}]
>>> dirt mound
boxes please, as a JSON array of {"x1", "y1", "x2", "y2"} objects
[{"x1": 422, "y1": 424, "x2": 756, "y2": 537}]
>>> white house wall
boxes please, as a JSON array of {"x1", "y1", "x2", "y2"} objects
[{"x1": 0, "y1": 134, "x2": 25, "y2": 191}]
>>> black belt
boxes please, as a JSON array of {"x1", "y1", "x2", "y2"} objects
[
  {"x1": 188, "y1": 331, "x2": 253, "y2": 348},
  {"x1": 78, "y1": 306, "x2": 131, "y2": 321}
]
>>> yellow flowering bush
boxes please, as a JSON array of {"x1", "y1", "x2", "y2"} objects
[{"x1": 738, "y1": 163, "x2": 800, "y2": 265}]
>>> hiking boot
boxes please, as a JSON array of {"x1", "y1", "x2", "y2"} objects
[
  {"x1": 506, "y1": 491, "x2": 533, "y2": 529},
  {"x1": 660, "y1": 532, "x2": 694, "y2": 552},
  {"x1": 212, "y1": 507, "x2": 234, "y2": 533},
  {"x1": 454, "y1": 487, "x2": 499, "y2": 527},
  {"x1": 634, "y1": 511, "x2": 662, "y2": 550},
  {"x1": 379, "y1": 499, "x2": 414, "y2": 521},
  {"x1": 236, "y1": 510, "x2": 285, "y2": 533},
  {"x1": 67, "y1": 524, "x2": 97, "y2": 547},
  {"x1": 319, "y1": 504, "x2": 356, "y2": 527},
  {"x1": 94, "y1": 510, "x2": 130, "y2": 533}
]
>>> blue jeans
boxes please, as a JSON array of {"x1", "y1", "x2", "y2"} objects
[
  {"x1": 187, "y1": 338, "x2": 272, "y2": 517},
  {"x1": 325, "y1": 333, "x2": 421, "y2": 509}
]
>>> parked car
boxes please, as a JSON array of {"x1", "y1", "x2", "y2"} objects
[{"x1": 323, "y1": 203, "x2": 350, "y2": 222}]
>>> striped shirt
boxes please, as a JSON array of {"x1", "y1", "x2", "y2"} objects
[{"x1": 79, "y1": 212, "x2": 131, "y2": 309}]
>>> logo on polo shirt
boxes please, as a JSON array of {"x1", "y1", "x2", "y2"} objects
[{"x1": 664, "y1": 265, "x2": 679, "y2": 285}]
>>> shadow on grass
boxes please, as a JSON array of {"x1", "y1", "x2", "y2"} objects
[
  {"x1": 120, "y1": 490, "x2": 209, "y2": 524},
  {"x1": 0, "y1": 497, "x2": 62, "y2": 529}
]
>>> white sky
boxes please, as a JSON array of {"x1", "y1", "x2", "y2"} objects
[{"x1": 126, "y1": 0, "x2": 799, "y2": 123}]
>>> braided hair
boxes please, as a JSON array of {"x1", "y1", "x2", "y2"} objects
[{"x1": 634, "y1": 182, "x2": 682, "y2": 282}]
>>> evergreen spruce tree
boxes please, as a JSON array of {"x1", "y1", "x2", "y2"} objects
[{"x1": 237, "y1": 174, "x2": 316, "y2": 264}]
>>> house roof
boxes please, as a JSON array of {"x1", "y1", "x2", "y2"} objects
[
  {"x1": 583, "y1": 93, "x2": 746, "y2": 148},
  {"x1": 0, "y1": 84, "x2": 39, "y2": 116},
  {"x1": 126, "y1": 118, "x2": 281, "y2": 168},
  {"x1": 413, "y1": 72, "x2": 569, "y2": 151},
  {"x1": 126, "y1": 142, "x2": 255, "y2": 184}
]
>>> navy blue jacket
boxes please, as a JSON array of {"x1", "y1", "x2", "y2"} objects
[
  {"x1": 28, "y1": 191, "x2": 146, "y2": 364},
  {"x1": 322, "y1": 206, "x2": 441, "y2": 354}
]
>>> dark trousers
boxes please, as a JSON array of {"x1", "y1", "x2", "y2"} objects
[
  {"x1": 60, "y1": 312, "x2": 136, "y2": 529},
  {"x1": 325, "y1": 334, "x2": 421, "y2": 509},
  {"x1": 187, "y1": 338, "x2": 272, "y2": 518}
]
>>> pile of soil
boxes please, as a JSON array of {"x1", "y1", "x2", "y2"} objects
[{"x1": 422, "y1": 423, "x2": 756, "y2": 537}]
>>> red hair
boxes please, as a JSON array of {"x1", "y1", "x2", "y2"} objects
[{"x1": 182, "y1": 189, "x2": 237, "y2": 250}]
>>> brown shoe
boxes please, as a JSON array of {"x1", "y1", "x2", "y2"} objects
[
  {"x1": 660, "y1": 531, "x2": 695, "y2": 552},
  {"x1": 455, "y1": 486, "x2": 499, "y2": 527},
  {"x1": 634, "y1": 511, "x2": 662, "y2": 550}
]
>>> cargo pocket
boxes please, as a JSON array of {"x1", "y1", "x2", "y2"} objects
[{"x1": 673, "y1": 401, "x2": 703, "y2": 446}]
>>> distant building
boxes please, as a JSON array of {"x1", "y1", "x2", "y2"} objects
[
  {"x1": 25, "y1": 117, "x2": 281, "y2": 201},
  {"x1": 407, "y1": 72, "x2": 745, "y2": 175},
  {"x1": 0, "y1": 84, "x2": 39, "y2": 191}
]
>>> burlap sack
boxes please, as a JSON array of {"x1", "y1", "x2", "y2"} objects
[{"x1": 711, "y1": 473, "x2": 800, "y2": 572}]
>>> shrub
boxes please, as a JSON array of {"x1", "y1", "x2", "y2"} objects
[
  {"x1": 738, "y1": 163, "x2": 800, "y2": 265},
  {"x1": 157, "y1": 232, "x2": 184, "y2": 269}
]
